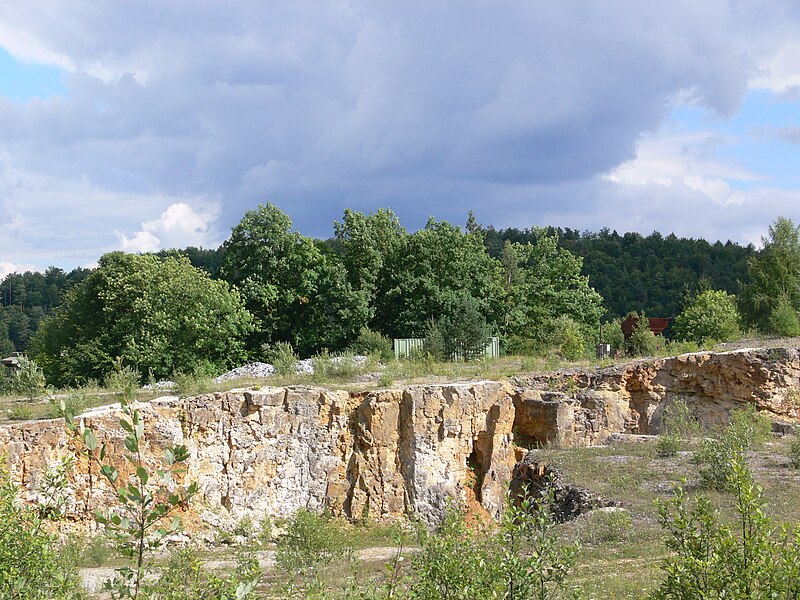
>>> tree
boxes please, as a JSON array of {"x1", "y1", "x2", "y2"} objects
[
  {"x1": 220, "y1": 203, "x2": 369, "y2": 356},
  {"x1": 424, "y1": 295, "x2": 492, "y2": 361},
  {"x1": 672, "y1": 289, "x2": 741, "y2": 344},
  {"x1": 375, "y1": 217, "x2": 504, "y2": 339},
  {"x1": 33, "y1": 252, "x2": 253, "y2": 386},
  {"x1": 740, "y1": 216, "x2": 800, "y2": 334},
  {"x1": 500, "y1": 232, "x2": 604, "y2": 351},
  {"x1": 0, "y1": 459, "x2": 82, "y2": 599},
  {"x1": 333, "y1": 208, "x2": 407, "y2": 327}
]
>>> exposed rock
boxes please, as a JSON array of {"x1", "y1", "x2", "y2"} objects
[
  {"x1": 509, "y1": 452, "x2": 616, "y2": 522},
  {"x1": 3, "y1": 348, "x2": 800, "y2": 531}
]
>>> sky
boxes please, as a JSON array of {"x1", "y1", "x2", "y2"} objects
[{"x1": 2, "y1": 1, "x2": 800, "y2": 277}]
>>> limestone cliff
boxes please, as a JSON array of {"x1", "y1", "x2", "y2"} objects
[{"x1": 2, "y1": 348, "x2": 799, "y2": 529}]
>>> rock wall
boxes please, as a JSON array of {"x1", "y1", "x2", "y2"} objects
[
  {"x1": 0, "y1": 381, "x2": 515, "y2": 528},
  {"x1": 2, "y1": 348, "x2": 800, "y2": 528}
]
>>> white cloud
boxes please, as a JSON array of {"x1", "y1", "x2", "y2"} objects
[
  {"x1": 0, "y1": 261, "x2": 39, "y2": 279},
  {"x1": 605, "y1": 129, "x2": 762, "y2": 207},
  {"x1": 116, "y1": 202, "x2": 220, "y2": 253}
]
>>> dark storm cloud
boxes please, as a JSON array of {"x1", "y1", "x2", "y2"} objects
[{"x1": 0, "y1": 0, "x2": 795, "y2": 266}]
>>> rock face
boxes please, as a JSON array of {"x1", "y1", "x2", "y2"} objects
[
  {"x1": 2, "y1": 348, "x2": 800, "y2": 528},
  {"x1": 0, "y1": 381, "x2": 515, "y2": 528}
]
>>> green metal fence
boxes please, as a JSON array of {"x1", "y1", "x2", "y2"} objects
[{"x1": 393, "y1": 336, "x2": 500, "y2": 360}]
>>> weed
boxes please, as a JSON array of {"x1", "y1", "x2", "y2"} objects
[
  {"x1": 574, "y1": 508, "x2": 634, "y2": 545},
  {"x1": 7, "y1": 404, "x2": 33, "y2": 420},
  {"x1": 789, "y1": 436, "x2": 800, "y2": 468}
]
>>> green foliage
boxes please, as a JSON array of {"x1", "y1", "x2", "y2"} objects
[
  {"x1": 375, "y1": 217, "x2": 503, "y2": 340},
  {"x1": 408, "y1": 490, "x2": 579, "y2": 600},
  {"x1": 484, "y1": 226, "x2": 753, "y2": 321},
  {"x1": 220, "y1": 203, "x2": 369, "y2": 356},
  {"x1": 625, "y1": 312, "x2": 660, "y2": 357},
  {"x1": 37, "y1": 455, "x2": 75, "y2": 520},
  {"x1": 788, "y1": 436, "x2": 800, "y2": 469},
  {"x1": 276, "y1": 510, "x2": 352, "y2": 572},
  {"x1": 61, "y1": 370, "x2": 198, "y2": 600},
  {"x1": 661, "y1": 399, "x2": 701, "y2": 440},
  {"x1": 652, "y1": 457, "x2": 800, "y2": 599},
  {"x1": 551, "y1": 315, "x2": 587, "y2": 361},
  {"x1": 694, "y1": 404, "x2": 772, "y2": 490},
  {"x1": 0, "y1": 458, "x2": 83, "y2": 599},
  {"x1": 34, "y1": 252, "x2": 253, "y2": 387},
  {"x1": 740, "y1": 216, "x2": 800, "y2": 334},
  {"x1": 423, "y1": 295, "x2": 493, "y2": 361},
  {"x1": 150, "y1": 547, "x2": 259, "y2": 599},
  {"x1": 7, "y1": 405, "x2": 32, "y2": 420},
  {"x1": 672, "y1": 289, "x2": 741, "y2": 344},
  {"x1": 601, "y1": 318, "x2": 625, "y2": 355},
  {"x1": 655, "y1": 434, "x2": 681, "y2": 459},
  {"x1": 11, "y1": 355, "x2": 46, "y2": 402},
  {"x1": 348, "y1": 328, "x2": 394, "y2": 361},
  {"x1": 262, "y1": 341, "x2": 298, "y2": 376},
  {"x1": 500, "y1": 233, "x2": 603, "y2": 350},
  {"x1": 768, "y1": 293, "x2": 800, "y2": 337}
]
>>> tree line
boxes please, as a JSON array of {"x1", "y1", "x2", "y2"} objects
[{"x1": 1, "y1": 205, "x2": 798, "y2": 386}]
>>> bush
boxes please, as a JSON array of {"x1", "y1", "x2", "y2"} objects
[
  {"x1": 625, "y1": 312, "x2": 660, "y2": 357},
  {"x1": 0, "y1": 459, "x2": 83, "y2": 599},
  {"x1": 661, "y1": 398, "x2": 701, "y2": 440},
  {"x1": 601, "y1": 318, "x2": 625, "y2": 356},
  {"x1": 423, "y1": 296, "x2": 492, "y2": 362},
  {"x1": 276, "y1": 510, "x2": 352, "y2": 572},
  {"x1": 652, "y1": 457, "x2": 800, "y2": 599},
  {"x1": 655, "y1": 433, "x2": 681, "y2": 458},
  {"x1": 262, "y1": 341, "x2": 298, "y2": 376},
  {"x1": 11, "y1": 356, "x2": 46, "y2": 403},
  {"x1": 552, "y1": 315, "x2": 586, "y2": 361},
  {"x1": 694, "y1": 404, "x2": 772, "y2": 490},
  {"x1": 789, "y1": 437, "x2": 800, "y2": 468},
  {"x1": 348, "y1": 328, "x2": 393, "y2": 361},
  {"x1": 150, "y1": 547, "x2": 259, "y2": 599},
  {"x1": 672, "y1": 290, "x2": 741, "y2": 344},
  {"x1": 769, "y1": 293, "x2": 800, "y2": 336}
]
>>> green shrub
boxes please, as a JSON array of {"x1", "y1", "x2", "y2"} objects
[
  {"x1": 263, "y1": 341, "x2": 298, "y2": 376},
  {"x1": 625, "y1": 312, "x2": 660, "y2": 357},
  {"x1": 171, "y1": 371, "x2": 211, "y2": 396},
  {"x1": 276, "y1": 510, "x2": 352, "y2": 572},
  {"x1": 672, "y1": 289, "x2": 741, "y2": 344},
  {"x1": 655, "y1": 433, "x2": 681, "y2": 458},
  {"x1": 148, "y1": 547, "x2": 259, "y2": 599},
  {"x1": 661, "y1": 398, "x2": 701, "y2": 440},
  {"x1": 7, "y1": 405, "x2": 33, "y2": 421},
  {"x1": 769, "y1": 293, "x2": 800, "y2": 337},
  {"x1": 0, "y1": 459, "x2": 83, "y2": 599},
  {"x1": 348, "y1": 328, "x2": 393, "y2": 361},
  {"x1": 11, "y1": 356, "x2": 47, "y2": 403},
  {"x1": 552, "y1": 315, "x2": 586, "y2": 361},
  {"x1": 789, "y1": 437, "x2": 800, "y2": 468},
  {"x1": 652, "y1": 457, "x2": 800, "y2": 599},
  {"x1": 694, "y1": 404, "x2": 772, "y2": 490},
  {"x1": 601, "y1": 318, "x2": 625, "y2": 356}
]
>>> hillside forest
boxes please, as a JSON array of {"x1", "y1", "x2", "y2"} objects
[{"x1": 1, "y1": 204, "x2": 796, "y2": 387}]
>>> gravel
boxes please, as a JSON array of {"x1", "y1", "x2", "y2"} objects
[{"x1": 212, "y1": 355, "x2": 370, "y2": 382}]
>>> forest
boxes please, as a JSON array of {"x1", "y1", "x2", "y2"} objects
[{"x1": 0, "y1": 204, "x2": 795, "y2": 387}]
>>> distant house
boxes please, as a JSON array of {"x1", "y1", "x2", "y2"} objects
[
  {"x1": 1, "y1": 352, "x2": 23, "y2": 377},
  {"x1": 621, "y1": 316, "x2": 671, "y2": 339}
]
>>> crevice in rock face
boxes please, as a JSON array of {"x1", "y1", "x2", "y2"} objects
[
  {"x1": 509, "y1": 452, "x2": 616, "y2": 522},
  {"x1": 511, "y1": 393, "x2": 560, "y2": 448},
  {"x1": 466, "y1": 447, "x2": 484, "y2": 503}
]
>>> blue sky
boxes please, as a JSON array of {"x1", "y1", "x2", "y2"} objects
[
  {"x1": 1, "y1": 1, "x2": 800, "y2": 276},
  {"x1": 0, "y1": 48, "x2": 64, "y2": 102}
]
